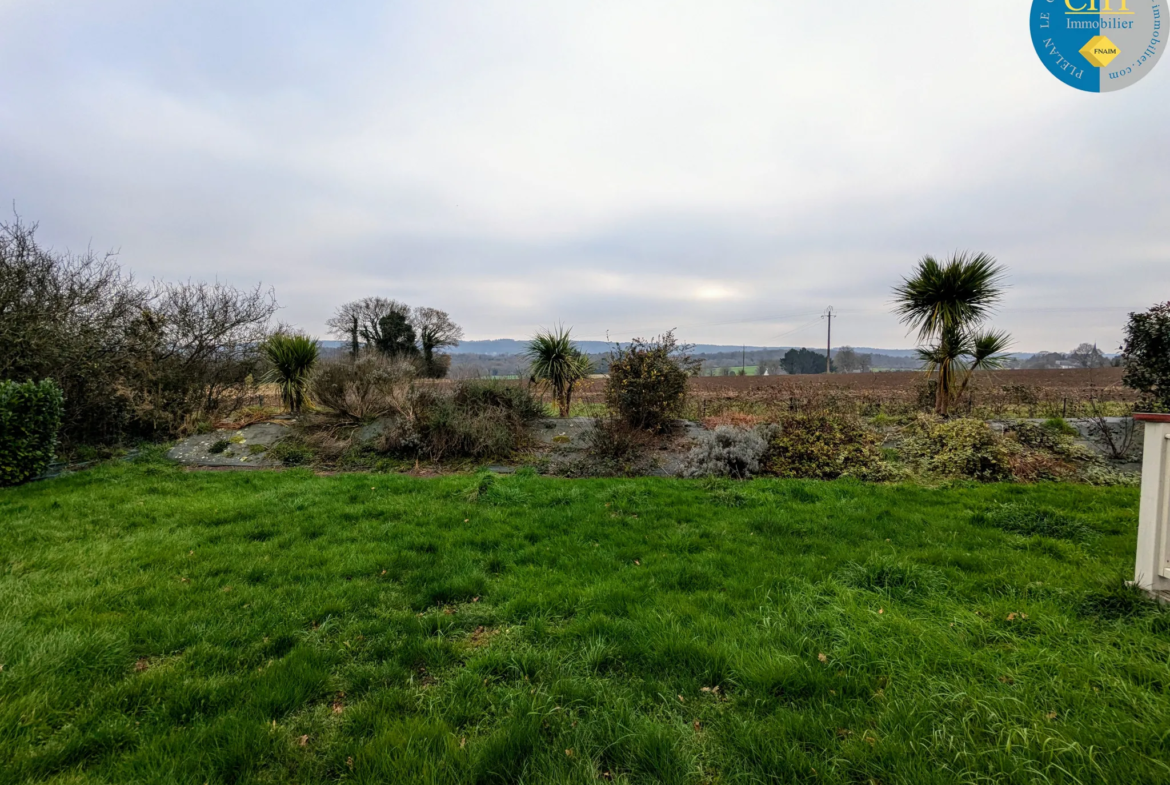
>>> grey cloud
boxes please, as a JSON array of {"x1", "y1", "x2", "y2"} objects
[{"x1": 1, "y1": 0, "x2": 1166, "y2": 353}]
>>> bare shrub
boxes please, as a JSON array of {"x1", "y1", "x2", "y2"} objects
[
  {"x1": 1, "y1": 216, "x2": 149, "y2": 445},
  {"x1": 0, "y1": 217, "x2": 277, "y2": 446},
  {"x1": 310, "y1": 355, "x2": 416, "y2": 421},
  {"x1": 409, "y1": 380, "x2": 542, "y2": 462},
  {"x1": 1007, "y1": 452, "x2": 1077, "y2": 483},
  {"x1": 700, "y1": 412, "x2": 764, "y2": 430},
  {"x1": 1085, "y1": 403, "x2": 1137, "y2": 461},
  {"x1": 129, "y1": 280, "x2": 277, "y2": 435}
]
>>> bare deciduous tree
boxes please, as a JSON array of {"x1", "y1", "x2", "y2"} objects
[
  {"x1": 412, "y1": 306, "x2": 464, "y2": 378},
  {"x1": 1069, "y1": 343, "x2": 1107, "y2": 368},
  {"x1": 326, "y1": 297, "x2": 410, "y2": 350}
]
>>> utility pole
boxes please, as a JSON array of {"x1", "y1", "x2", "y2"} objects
[
  {"x1": 823, "y1": 306, "x2": 834, "y2": 374},
  {"x1": 742, "y1": 344, "x2": 746, "y2": 375}
]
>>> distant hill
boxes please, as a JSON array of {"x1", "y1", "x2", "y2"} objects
[
  {"x1": 318, "y1": 339, "x2": 1036, "y2": 360},
  {"x1": 446, "y1": 341, "x2": 929, "y2": 357}
]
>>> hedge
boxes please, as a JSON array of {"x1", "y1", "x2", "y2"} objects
[{"x1": 0, "y1": 379, "x2": 64, "y2": 486}]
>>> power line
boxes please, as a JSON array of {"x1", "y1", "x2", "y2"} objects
[{"x1": 770, "y1": 317, "x2": 823, "y2": 341}]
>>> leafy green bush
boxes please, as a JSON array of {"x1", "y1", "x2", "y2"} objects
[
  {"x1": 0, "y1": 379, "x2": 64, "y2": 486},
  {"x1": 605, "y1": 331, "x2": 700, "y2": 433},
  {"x1": 1081, "y1": 465, "x2": 1141, "y2": 487},
  {"x1": 901, "y1": 415, "x2": 1011, "y2": 481},
  {"x1": 1121, "y1": 301, "x2": 1170, "y2": 412},
  {"x1": 766, "y1": 412, "x2": 885, "y2": 480},
  {"x1": 973, "y1": 503, "x2": 1093, "y2": 542},
  {"x1": 1007, "y1": 421, "x2": 1069, "y2": 453}
]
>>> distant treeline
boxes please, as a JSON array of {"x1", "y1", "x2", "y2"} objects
[
  {"x1": 348, "y1": 341, "x2": 1119, "y2": 379},
  {"x1": 437, "y1": 346, "x2": 924, "y2": 378}
]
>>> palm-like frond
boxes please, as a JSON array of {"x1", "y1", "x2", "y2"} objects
[
  {"x1": 894, "y1": 252, "x2": 1010, "y2": 414},
  {"x1": 950, "y1": 329, "x2": 1012, "y2": 406},
  {"x1": 526, "y1": 326, "x2": 590, "y2": 417},
  {"x1": 969, "y1": 329, "x2": 1012, "y2": 371},
  {"x1": 262, "y1": 334, "x2": 319, "y2": 413},
  {"x1": 893, "y1": 252, "x2": 1006, "y2": 344}
]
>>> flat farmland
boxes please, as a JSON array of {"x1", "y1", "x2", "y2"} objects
[{"x1": 574, "y1": 367, "x2": 1135, "y2": 418}]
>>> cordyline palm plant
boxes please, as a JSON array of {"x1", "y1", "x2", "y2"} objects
[
  {"x1": 526, "y1": 326, "x2": 592, "y2": 418},
  {"x1": 893, "y1": 252, "x2": 1011, "y2": 416},
  {"x1": 262, "y1": 333, "x2": 319, "y2": 414}
]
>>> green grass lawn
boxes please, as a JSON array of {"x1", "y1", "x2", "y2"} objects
[{"x1": 2, "y1": 455, "x2": 1167, "y2": 784}]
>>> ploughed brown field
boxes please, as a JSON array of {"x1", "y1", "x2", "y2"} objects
[
  {"x1": 248, "y1": 367, "x2": 1134, "y2": 421},
  {"x1": 575, "y1": 366, "x2": 1135, "y2": 418}
]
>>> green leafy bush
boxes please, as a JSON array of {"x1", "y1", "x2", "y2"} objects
[
  {"x1": 1007, "y1": 421, "x2": 1069, "y2": 453},
  {"x1": 901, "y1": 415, "x2": 1011, "y2": 481},
  {"x1": 0, "y1": 379, "x2": 64, "y2": 486},
  {"x1": 767, "y1": 412, "x2": 886, "y2": 480},
  {"x1": 1080, "y1": 464, "x2": 1141, "y2": 487},
  {"x1": 1121, "y1": 301, "x2": 1170, "y2": 412},
  {"x1": 605, "y1": 331, "x2": 700, "y2": 433}
]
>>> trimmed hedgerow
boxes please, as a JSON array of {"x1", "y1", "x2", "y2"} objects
[{"x1": 0, "y1": 378, "x2": 64, "y2": 486}]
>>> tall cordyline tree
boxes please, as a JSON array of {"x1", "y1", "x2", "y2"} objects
[
  {"x1": 261, "y1": 334, "x2": 319, "y2": 414},
  {"x1": 893, "y1": 252, "x2": 1012, "y2": 416},
  {"x1": 526, "y1": 326, "x2": 592, "y2": 418}
]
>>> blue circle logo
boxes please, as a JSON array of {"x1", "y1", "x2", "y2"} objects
[{"x1": 1030, "y1": 0, "x2": 1165, "y2": 91}]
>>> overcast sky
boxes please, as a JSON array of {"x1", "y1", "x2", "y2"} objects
[{"x1": 2, "y1": 1, "x2": 1166, "y2": 351}]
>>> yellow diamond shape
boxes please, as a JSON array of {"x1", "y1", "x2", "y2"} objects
[{"x1": 1080, "y1": 35, "x2": 1120, "y2": 68}]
